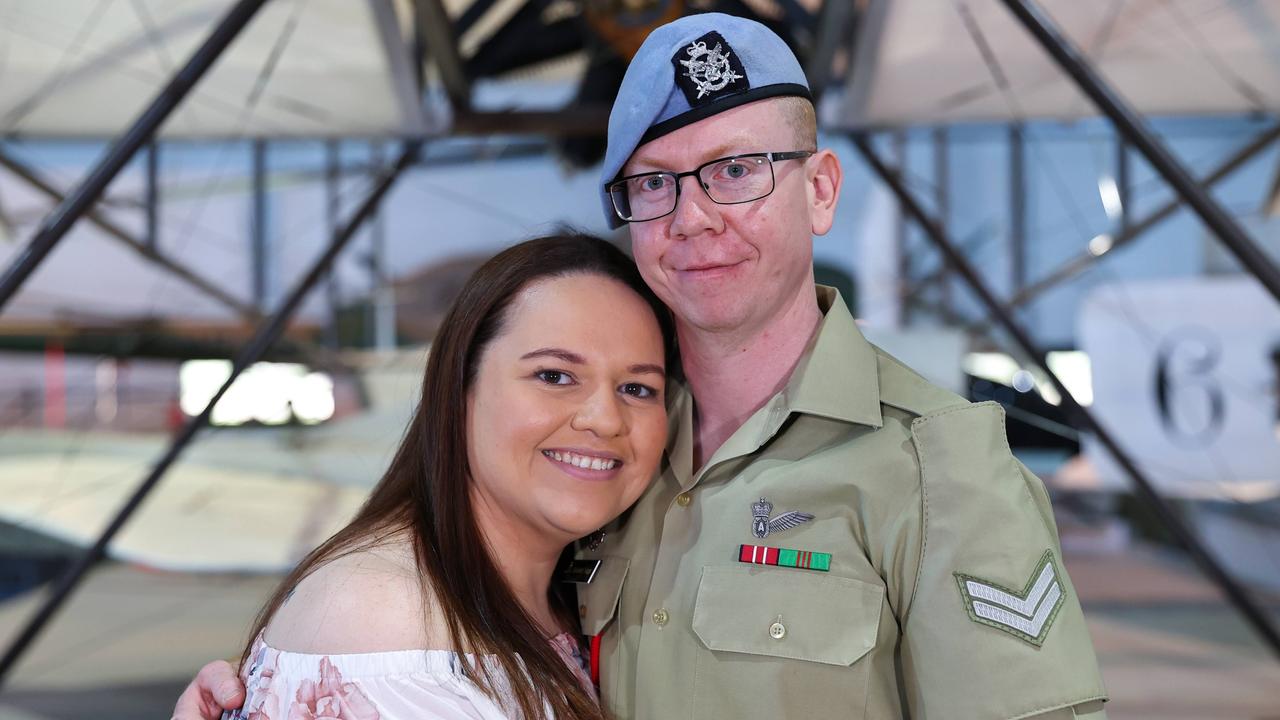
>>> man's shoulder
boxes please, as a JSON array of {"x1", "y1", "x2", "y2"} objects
[{"x1": 870, "y1": 344, "x2": 968, "y2": 421}]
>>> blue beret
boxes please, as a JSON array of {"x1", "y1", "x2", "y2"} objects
[{"x1": 600, "y1": 13, "x2": 812, "y2": 228}]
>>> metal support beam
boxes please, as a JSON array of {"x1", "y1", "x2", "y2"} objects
[
  {"x1": 450, "y1": 107, "x2": 611, "y2": 137},
  {"x1": 1010, "y1": 124, "x2": 1027, "y2": 294},
  {"x1": 145, "y1": 142, "x2": 159, "y2": 252},
  {"x1": 892, "y1": 131, "x2": 910, "y2": 326},
  {"x1": 852, "y1": 132, "x2": 1280, "y2": 663},
  {"x1": 368, "y1": 142, "x2": 395, "y2": 350},
  {"x1": 1005, "y1": 124, "x2": 1280, "y2": 312},
  {"x1": 1116, "y1": 136, "x2": 1130, "y2": 234},
  {"x1": 414, "y1": 0, "x2": 472, "y2": 112},
  {"x1": 1000, "y1": 0, "x2": 1280, "y2": 305},
  {"x1": 0, "y1": 0, "x2": 270, "y2": 315},
  {"x1": 251, "y1": 139, "x2": 269, "y2": 311},
  {"x1": 453, "y1": 0, "x2": 497, "y2": 39},
  {"x1": 0, "y1": 148, "x2": 259, "y2": 322},
  {"x1": 324, "y1": 141, "x2": 341, "y2": 349},
  {"x1": 934, "y1": 126, "x2": 951, "y2": 308},
  {"x1": 0, "y1": 140, "x2": 424, "y2": 689}
]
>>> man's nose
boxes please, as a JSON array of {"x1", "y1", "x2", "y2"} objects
[{"x1": 668, "y1": 174, "x2": 725, "y2": 238}]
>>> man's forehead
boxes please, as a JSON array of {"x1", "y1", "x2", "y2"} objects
[{"x1": 624, "y1": 101, "x2": 791, "y2": 172}]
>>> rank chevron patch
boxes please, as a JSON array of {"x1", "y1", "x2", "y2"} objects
[{"x1": 954, "y1": 550, "x2": 1065, "y2": 648}]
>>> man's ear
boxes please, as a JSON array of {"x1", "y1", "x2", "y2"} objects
[{"x1": 807, "y1": 149, "x2": 842, "y2": 236}]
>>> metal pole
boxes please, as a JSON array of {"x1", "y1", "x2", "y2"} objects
[
  {"x1": 325, "y1": 141, "x2": 341, "y2": 349},
  {"x1": 0, "y1": 0, "x2": 270, "y2": 314},
  {"x1": 1010, "y1": 124, "x2": 1027, "y2": 294},
  {"x1": 893, "y1": 130, "x2": 909, "y2": 326},
  {"x1": 145, "y1": 142, "x2": 159, "y2": 252},
  {"x1": 1000, "y1": 0, "x2": 1280, "y2": 304},
  {"x1": 852, "y1": 132, "x2": 1280, "y2": 662},
  {"x1": 0, "y1": 141, "x2": 424, "y2": 689},
  {"x1": 369, "y1": 141, "x2": 395, "y2": 350},
  {"x1": 251, "y1": 139, "x2": 269, "y2": 311},
  {"x1": 0, "y1": 148, "x2": 260, "y2": 321},
  {"x1": 933, "y1": 126, "x2": 951, "y2": 309},
  {"x1": 1116, "y1": 136, "x2": 1129, "y2": 235},
  {"x1": 1004, "y1": 123, "x2": 1280, "y2": 312}
]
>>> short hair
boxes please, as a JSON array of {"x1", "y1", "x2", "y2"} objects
[{"x1": 778, "y1": 96, "x2": 817, "y2": 150}]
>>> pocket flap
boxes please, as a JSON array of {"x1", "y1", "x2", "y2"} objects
[
  {"x1": 692, "y1": 565, "x2": 883, "y2": 667},
  {"x1": 576, "y1": 556, "x2": 629, "y2": 636}
]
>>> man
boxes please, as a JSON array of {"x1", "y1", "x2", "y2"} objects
[{"x1": 176, "y1": 13, "x2": 1107, "y2": 719}]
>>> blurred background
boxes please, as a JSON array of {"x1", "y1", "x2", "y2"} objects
[{"x1": 0, "y1": 0, "x2": 1278, "y2": 717}]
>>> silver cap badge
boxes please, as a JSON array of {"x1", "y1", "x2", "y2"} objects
[{"x1": 679, "y1": 40, "x2": 743, "y2": 100}]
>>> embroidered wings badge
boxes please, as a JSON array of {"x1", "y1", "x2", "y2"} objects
[
  {"x1": 954, "y1": 549, "x2": 1066, "y2": 648},
  {"x1": 751, "y1": 497, "x2": 815, "y2": 539}
]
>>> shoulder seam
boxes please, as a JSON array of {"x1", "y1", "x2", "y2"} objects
[
  {"x1": 904, "y1": 424, "x2": 930, "y2": 620},
  {"x1": 874, "y1": 348, "x2": 967, "y2": 419},
  {"x1": 911, "y1": 398, "x2": 1002, "y2": 425}
]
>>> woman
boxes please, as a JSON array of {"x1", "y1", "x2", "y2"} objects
[{"x1": 225, "y1": 234, "x2": 673, "y2": 720}]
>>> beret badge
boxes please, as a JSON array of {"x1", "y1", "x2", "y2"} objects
[{"x1": 672, "y1": 31, "x2": 749, "y2": 106}]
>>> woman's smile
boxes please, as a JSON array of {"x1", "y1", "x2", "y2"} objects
[{"x1": 541, "y1": 448, "x2": 624, "y2": 478}]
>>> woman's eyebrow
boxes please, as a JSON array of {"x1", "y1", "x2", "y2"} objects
[
  {"x1": 520, "y1": 348, "x2": 586, "y2": 364},
  {"x1": 628, "y1": 363, "x2": 666, "y2": 376}
]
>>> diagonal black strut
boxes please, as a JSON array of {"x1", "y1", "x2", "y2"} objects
[
  {"x1": 0, "y1": 141, "x2": 425, "y2": 690},
  {"x1": 0, "y1": 0, "x2": 271, "y2": 314},
  {"x1": 0, "y1": 146, "x2": 262, "y2": 322},
  {"x1": 999, "y1": 0, "x2": 1280, "y2": 305},
  {"x1": 852, "y1": 133, "x2": 1280, "y2": 663}
]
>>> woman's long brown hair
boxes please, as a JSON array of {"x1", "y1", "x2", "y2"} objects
[{"x1": 240, "y1": 234, "x2": 673, "y2": 720}]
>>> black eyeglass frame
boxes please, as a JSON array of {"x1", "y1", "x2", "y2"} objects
[{"x1": 605, "y1": 150, "x2": 815, "y2": 223}]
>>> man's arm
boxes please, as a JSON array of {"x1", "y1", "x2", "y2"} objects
[
  {"x1": 171, "y1": 660, "x2": 244, "y2": 720},
  {"x1": 898, "y1": 402, "x2": 1108, "y2": 720}
]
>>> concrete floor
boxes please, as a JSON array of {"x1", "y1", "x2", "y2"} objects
[{"x1": 0, "y1": 545, "x2": 1277, "y2": 719}]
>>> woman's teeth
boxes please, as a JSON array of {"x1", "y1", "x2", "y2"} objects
[{"x1": 544, "y1": 450, "x2": 618, "y2": 471}]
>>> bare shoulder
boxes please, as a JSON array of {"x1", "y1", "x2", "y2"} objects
[{"x1": 263, "y1": 534, "x2": 453, "y2": 654}]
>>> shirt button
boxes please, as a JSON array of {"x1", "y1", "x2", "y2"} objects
[
  {"x1": 652, "y1": 608, "x2": 670, "y2": 627},
  {"x1": 675, "y1": 492, "x2": 692, "y2": 507},
  {"x1": 769, "y1": 621, "x2": 787, "y2": 640}
]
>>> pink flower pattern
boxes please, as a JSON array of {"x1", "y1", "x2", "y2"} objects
[
  {"x1": 232, "y1": 637, "x2": 379, "y2": 720},
  {"x1": 229, "y1": 631, "x2": 592, "y2": 719},
  {"x1": 228, "y1": 643, "x2": 282, "y2": 720},
  {"x1": 286, "y1": 657, "x2": 381, "y2": 720}
]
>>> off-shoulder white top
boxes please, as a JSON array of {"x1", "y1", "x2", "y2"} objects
[{"x1": 225, "y1": 630, "x2": 593, "y2": 720}]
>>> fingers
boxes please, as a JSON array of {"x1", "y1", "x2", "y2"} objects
[
  {"x1": 172, "y1": 660, "x2": 245, "y2": 720},
  {"x1": 200, "y1": 660, "x2": 246, "y2": 708}
]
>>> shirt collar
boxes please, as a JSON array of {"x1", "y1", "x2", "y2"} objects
[
  {"x1": 662, "y1": 285, "x2": 883, "y2": 488},
  {"x1": 778, "y1": 285, "x2": 883, "y2": 429}
]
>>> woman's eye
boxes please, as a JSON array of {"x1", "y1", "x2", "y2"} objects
[
  {"x1": 536, "y1": 370, "x2": 574, "y2": 385},
  {"x1": 620, "y1": 382, "x2": 658, "y2": 399}
]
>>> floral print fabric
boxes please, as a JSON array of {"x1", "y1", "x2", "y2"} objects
[{"x1": 223, "y1": 632, "x2": 593, "y2": 720}]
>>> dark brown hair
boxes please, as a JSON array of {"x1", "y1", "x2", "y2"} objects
[{"x1": 242, "y1": 233, "x2": 673, "y2": 720}]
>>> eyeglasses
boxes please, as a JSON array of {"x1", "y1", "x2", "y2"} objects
[{"x1": 606, "y1": 151, "x2": 814, "y2": 223}]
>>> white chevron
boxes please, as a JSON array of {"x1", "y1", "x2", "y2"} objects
[
  {"x1": 965, "y1": 562, "x2": 1056, "y2": 616},
  {"x1": 972, "y1": 581, "x2": 1062, "y2": 637}
]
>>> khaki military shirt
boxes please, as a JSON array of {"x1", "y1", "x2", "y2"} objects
[{"x1": 575, "y1": 287, "x2": 1107, "y2": 719}]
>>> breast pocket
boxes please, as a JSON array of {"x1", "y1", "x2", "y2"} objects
[{"x1": 691, "y1": 565, "x2": 884, "y2": 719}]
